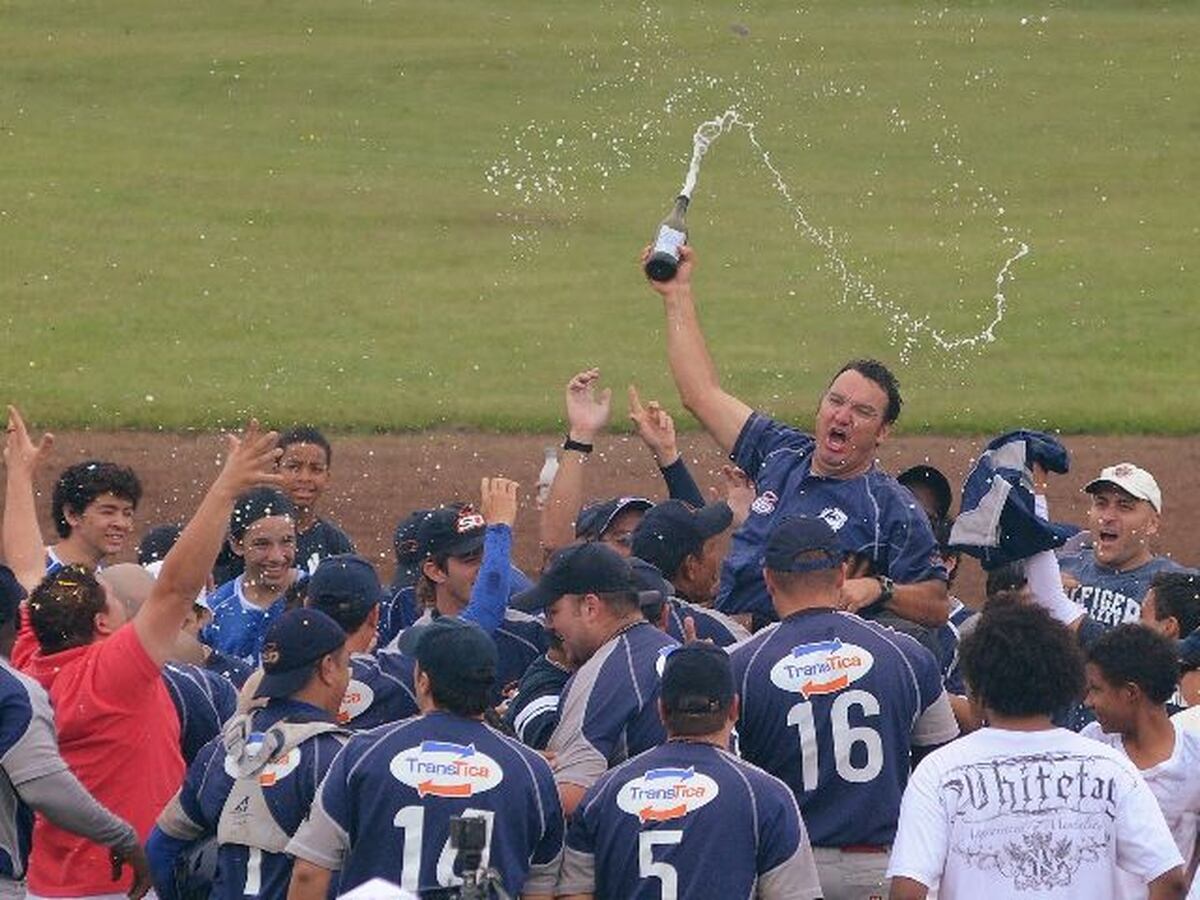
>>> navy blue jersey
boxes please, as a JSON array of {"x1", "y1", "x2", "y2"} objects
[
  {"x1": 933, "y1": 598, "x2": 976, "y2": 696},
  {"x1": 504, "y1": 653, "x2": 573, "y2": 751},
  {"x1": 156, "y1": 700, "x2": 344, "y2": 899},
  {"x1": 1059, "y1": 548, "x2": 1185, "y2": 628},
  {"x1": 161, "y1": 663, "x2": 238, "y2": 764},
  {"x1": 549, "y1": 621, "x2": 679, "y2": 791},
  {"x1": 338, "y1": 650, "x2": 419, "y2": 731},
  {"x1": 287, "y1": 711, "x2": 564, "y2": 896},
  {"x1": 295, "y1": 518, "x2": 355, "y2": 576},
  {"x1": 493, "y1": 610, "x2": 549, "y2": 695},
  {"x1": 730, "y1": 609, "x2": 958, "y2": 847},
  {"x1": 377, "y1": 585, "x2": 420, "y2": 647},
  {"x1": 203, "y1": 649, "x2": 254, "y2": 689},
  {"x1": 663, "y1": 598, "x2": 751, "y2": 648},
  {"x1": 0, "y1": 659, "x2": 68, "y2": 880},
  {"x1": 719, "y1": 413, "x2": 946, "y2": 621},
  {"x1": 200, "y1": 576, "x2": 293, "y2": 667},
  {"x1": 560, "y1": 741, "x2": 822, "y2": 900}
]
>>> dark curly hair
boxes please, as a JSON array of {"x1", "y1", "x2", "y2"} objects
[
  {"x1": 1148, "y1": 570, "x2": 1200, "y2": 639},
  {"x1": 1086, "y1": 623, "x2": 1178, "y2": 706},
  {"x1": 51, "y1": 461, "x2": 142, "y2": 539},
  {"x1": 27, "y1": 565, "x2": 107, "y2": 654},
  {"x1": 960, "y1": 603, "x2": 1085, "y2": 717}
]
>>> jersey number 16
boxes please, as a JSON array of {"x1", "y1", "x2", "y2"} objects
[{"x1": 786, "y1": 689, "x2": 884, "y2": 791}]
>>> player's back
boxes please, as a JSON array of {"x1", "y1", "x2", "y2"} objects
[
  {"x1": 314, "y1": 711, "x2": 562, "y2": 896},
  {"x1": 730, "y1": 609, "x2": 947, "y2": 846},
  {"x1": 565, "y1": 740, "x2": 821, "y2": 900},
  {"x1": 338, "y1": 650, "x2": 419, "y2": 730}
]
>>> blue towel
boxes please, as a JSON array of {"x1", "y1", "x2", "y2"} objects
[{"x1": 950, "y1": 430, "x2": 1074, "y2": 570}]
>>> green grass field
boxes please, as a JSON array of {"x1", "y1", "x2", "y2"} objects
[{"x1": 2, "y1": 1, "x2": 1196, "y2": 433}]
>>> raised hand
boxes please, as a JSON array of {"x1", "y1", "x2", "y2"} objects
[
  {"x1": 565, "y1": 368, "x2": 611, "y2": 444},
  {"x1": 641, "y1": 242, "x2": 694, "y2": 296},
  {"x1": 213, "y1": 420, "x2": 285, "y2": 498},
  {"x1": 481, "y1": 476, "x2": 520, "y2": 528},
  {"x1": 628, "y1": 385, "x2": 680, "y2": 467},
  {"x1": 4, "y1": 405, "x2": 54, "y2": 474},
  {"x1": 718, "y1": 464, "x2": 755, "y2": 528}
]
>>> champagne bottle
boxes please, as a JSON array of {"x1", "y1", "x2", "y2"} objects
[{"x1": 644, "y1": 195, "x2": 690, "y2": 282}]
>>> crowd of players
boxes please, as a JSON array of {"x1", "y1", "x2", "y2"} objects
[{"x1": 0, "y1": 244, "x2": 1197, "y2": 899}]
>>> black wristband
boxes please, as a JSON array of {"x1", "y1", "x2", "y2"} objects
[{"x1": 563, "y1": 436, "x2": 594, "y2": 454}]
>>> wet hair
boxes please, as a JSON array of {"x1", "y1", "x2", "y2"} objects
[
  {"x1": 833, "y1": 359, "x2": 902, "y2": 424},
  {"x1": 663, "y1": 706, "x2": 729, "y2": 737},
  {"x1": 985, "y1": 563, "x2": 1027, "y2": 605},
  {"x1": 1086, "y1": 624, "x2": 1179, "y2": 706},
  {"x1": 27, "y1": 565, "x2": 107, "y2": 654},
  {"x1": 138, "y1": 524, "x2": 182, "y2": 565},
  {"x1": 278, "y1": 427, "x2": 332, "y2": 466},
  {"x1": 429, "y1": 677, "x2": 491, "y2": 717},
  {"x1": 959, "y1": 604, "x2": 1084, "y2": 717},
  {"x1": 229, "y1": 488, "x2": 297, "y2": 541},
  {"x1": 1148, "y1": 570, "x2": 1200, "y2": 639},
  {"x1": 593, "y1": 589, "x2": 640, "y2": 615},
  {"x1": 52, "y1": 461, "x2": 142, "y2": 539}
]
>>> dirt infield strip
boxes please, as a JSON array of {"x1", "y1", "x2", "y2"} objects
[{"x1": 8, "y1": 431, "x2": 1198, "y2": 607}]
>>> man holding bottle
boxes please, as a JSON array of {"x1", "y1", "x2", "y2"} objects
[{"x1": 643, "y1": 245, "x2": 948, "y2": 633}]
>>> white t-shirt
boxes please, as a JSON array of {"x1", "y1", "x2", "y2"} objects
[
  {"x1": 887, "y1": 726, "x2": 1182, "y2": 897},
  {"x1": 1173, "y1": 705, "x2": 1200, "y2": 738},
  {"x1": 1081, "y1": 719, "x2": 1200, "y2": 898}
]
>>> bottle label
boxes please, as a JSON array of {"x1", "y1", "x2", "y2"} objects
[{"x1": 652, "y1": 225, "x2": 687, "y2": 257}]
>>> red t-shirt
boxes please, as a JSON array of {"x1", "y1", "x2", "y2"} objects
[{"x1": 22, "y1": 623, "x2": 183, "y2": 895}]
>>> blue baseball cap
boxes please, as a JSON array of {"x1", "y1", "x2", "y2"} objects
[
  {"x1": 575, "y1": 496, "x2": 654, "y2": 542},
  {"x1": 392, "y1": 509, "x2": 430, "y2": 588},
  {"x1": 417, "y1": 504, "x2": 487, "y2": 559},
  {"x1": 764, "y1": 516, "x2": 843, "y2": 573},
  {"x1": 255, "y1": 608, "x2": 347, "y2": 699},
  {"x1": 661, "y1": 644, "x2": 735, "y2": 715},
  {"x1": 396, "y1": 616, "x2": 497, "y2": 692},
  {"x1": 631, "y1": 500, "x2": 733, "y2": 578},
  {"x1": 512, "y1": 542, "x2": 657, "y2": 613},
  {"x1": 307, "y1": 554, "x2": 384, "y2": 623}
]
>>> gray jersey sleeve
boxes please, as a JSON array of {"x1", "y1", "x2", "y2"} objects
[
  {"x1": 546, "y1": 649, "x2": 612, "y2": 789},
  {"x1": 0, "y1": 675, "x2": 68, "y2": 787},
  {"x1": 555, "y1": 845, "x2": 596, "y2": 896},
  {"x1": 155, "y1": 790, "x2": 206, "y2": 842},
  {"x1": 912, "y1": 690, "x2": 959, "y2": 747},
  {"x1": 757, "y1": 838, "x2": 823, "y2": 900},
  {"x1": 18, "y1": 769, "x2": 139, "y2": 853},
  {"x1": 284, "y1": 787, "x2": 349, "y2": 871}
]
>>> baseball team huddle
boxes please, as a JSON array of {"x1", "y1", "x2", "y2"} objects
[{"x1": 0, "y1": 245, "x2": 1197, "y2": 900}]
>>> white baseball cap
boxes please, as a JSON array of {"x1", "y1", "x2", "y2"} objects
[{"x1": 1083, "y1": 462, "x2": 1162, "y2": 513}]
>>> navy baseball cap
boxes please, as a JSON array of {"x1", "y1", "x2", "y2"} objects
[
  {"x1": 631, "y1": 500, "x2": 733, "y2": 578},
  {"x1": 764, "y1": 516, "x2": 843, "y2": 573},
  {"x1": 137, "y1": 524, "x2": 182, "y2": 566},
  {"x1": 255, "y1": 608, "x2": 347, "y2": 699},
  {"x1": 417, "y1": 504, "x2": 487, "y2": 559},
  {"x1": 0, "y1": 565, "x2": 26, "y2": 632},
  {"x1": 392, "y1": 509, "x2": 430, "y2": 588},
  {"x1": 512, "y1": 542, "x2": 657, "y2": 613},
  {"x1": 396, "y1": 617, "x2": 497, "y2": 692},
  {"x1": 629, "y1": 556, "x2": 672, "y2": 620},
  {"x1": 661, "y1": 644, "x2": 735, "y2": 715},
  {"x1": 307, "y1": 554, "x2": 384, "y2": 621},
  {"x1": 898, "y1": 465, "x2": 953, "y2": 522},
  {"x1": 575, "y1": 497, "x2": 654, "y2": 542}
]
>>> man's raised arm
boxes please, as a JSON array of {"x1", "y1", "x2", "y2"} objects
[
  {"x1": 642, "y1": 245, "x2": 753, "y2": 455},
  {"x1": 540, "y1": 368, "x2": 610, "y2": 556},
  {"x1": 2, "y1": 406, "x2": 55, "y2": 592},
  {"x1": 135, "y1": 421, "x2": 284, "y2": 666}
]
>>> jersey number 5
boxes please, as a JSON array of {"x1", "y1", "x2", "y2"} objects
[
  {"x1": 786, "y1": 689, "x2": 884, "y2": 791},
  {"x1": 639, "y1": 830, "x2": 684, "y2": 899}
]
